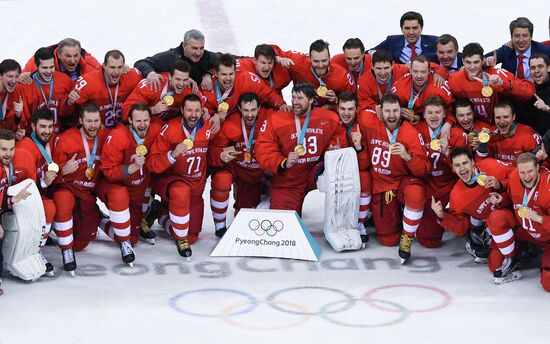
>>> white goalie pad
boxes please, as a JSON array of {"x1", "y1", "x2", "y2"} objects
[
  {"x1": 2, "y1": 179, "x2": 46, "y2": 281},
  {"x1": 317, "y1": 147, "x2": 362, "y2": 251}
]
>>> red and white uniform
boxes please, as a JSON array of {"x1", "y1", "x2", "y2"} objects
[
  {"x1": 0, "y1": 149, "x2": 38, "y2": 194},
  {"x1": 73, "y1": 68, "x2": 143, "y2": 128},
  {"x1": 23, "y1": 46, "x2": 101, "y2": 81},
  {"x1": 51, "y1": 127, "x2": 107, "y2": 251},
  {"x1": 255, "y1": 107, "x2": 344, "y2": 214},
  {"x1": 203, "y1": 71, "x2": 286, "y2": 115},
  {"x1": 487, "y1": 167, "x2": 550, "y2": 291},
  {"x1": 236, "y1": 57, "x2": 291, "y2": 96},
  {"x1": 357, "y1": 64, "x2": 409, "y2": 111},
  {"x1": 11, "y1": 72, "x2": 75, "y2": 132},
  {"x1": 448, "y1": 68, "x2": 535, "y2": 124},
  {"x1": 122, "y1": 74, "x2": 202, "y2": 122},
  {"x1": 359, "y1": 110, "x2": 431, "y2": 246},
  {"x1": 271, "y1": 45, "x2": 355, "y2": 107},
  {"x1": 147, "y1": 118, "x2": 216, "y2": 244},
  {"x1": 478, "y1": 124, "x2": 541, "y2": 165},
  {"x1": 97, "y1": 122, "x2": 161, "y2": 244},
  {"x1": 0, "y1": 90, "x2": 20, "y2": 132},
  {"x1": 331, "y1": 53, "x2": 373, "y2": 89},
  {"x1": 448, "y1": 121, "x2": 495, "y2": 151}
]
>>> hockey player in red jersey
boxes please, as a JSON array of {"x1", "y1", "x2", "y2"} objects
[
  {"x1": 448, "y1": 98, "x2": 495, "y2": 151},
  {"x1": 431, "y1": 147, "x2": 514, "y2": 263},
  {"x1": 331, "y1": 38, "x2": 372, "y2": 89},
  {"x1": 208, "y1": 93, "x2": 267, "y2": 237},
  {"x1": 97, "y1": 103, "x2": 161, "y2": 265},
  {"x1": 271, "y1": 40, "x2": 355, "y2": 108},
  {"x1": 68, "y1": 50, "x2": 142, "y2": 129},
  {"x1": 476, "y1": 99, "x2": 541, "y2": 165},
  {"x1": 15, "y1": 109, "x2": 59, "y2": 275},
  {"x1": 122, "y1": 60, "x2": 199, "y2": 122},
  {"x1": 357, "y1": 50, "x2": 409, "y2": 111},
  {"x1": 359, "y1": 93, "x2": 430, "y2": 263},
  {"x1": 147, "y1": 94, "x2": 217, "y2": 259},
  {"x1": 487, "y1": 153, "x2": 550, "y2": 288},
  {"x1": 12, "y1": 48, "x2": 75, "y2": 133},
  {"x1": 50, "y1": 103, "x2": 107, "y2": 274},
  {"x1": 255, "y1": 82, "x2": 344, "y2": 215},
  {"x1": 448, "y1": 43, "x2": 535, "y2": 124},
  {"x1": 0, "y1": 59, "x2": 23, "y2": 134}
]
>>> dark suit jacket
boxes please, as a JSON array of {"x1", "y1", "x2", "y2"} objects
[
  {"x1": 486, "y1": 41, "x2": 550, "y2": 76},
  {"x1": 372, "y1": 34, "x2": 438, "y2": 63}
]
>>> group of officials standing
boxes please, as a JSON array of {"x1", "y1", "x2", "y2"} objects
[{"x1": 1, "y1": 11, "x2": 550, "y2": 295}]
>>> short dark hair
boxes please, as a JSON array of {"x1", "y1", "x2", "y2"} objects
[
  {"x1": 292, "y1": 82, "x2": 315, "y2": 100},
  {"x1": 424, "y1": 96, "x2": 445, "y2": 109},
  {"x1": 372, "y1": 50, "x2": 393, "y2": 65},
  {"x1": 182, "y1": 93, "x2": 202, "y2": 107},
  {"x1": 216, "y1": 53, "x2": 236, "y2": 71},
  {"x1": 0, "y1": 129, "x2": 15, "y2": 141},
  {"x1": 128, "y1": 103, "x2": 152, "y2": 119},
  {"x1": 170, "y1": 59, "x2": 191, "y2": 76},
  {"x1": 80, "y1": 102, "x2": 100, "y2": 118},
  {"x1": 509, "y1": 17, "x2": 534, "y2": 37},
  {"x1": 104, "y1": 49, "x2": 125, "y2": 64},
  {"x1": 338, "y1": 91, "x2": 358, "y2": 108},
  {"x1": 342, "y1": 38, "x2": 365, "y2": 53},
  {"x1": 380, "y1": 93, "x2": 401, "y2": 107},
  {"x1": 400, "y1": 11, "x2": 424, "y2": 28},
  {"x1": 0, "y1": 59, "x2": 22, "y2": 75},
  {"x1": 462, "y1": 43, "x2": 484, "y2": 59},
  {"x1": 238, "y1": 92, "x2": 260, "y2": 107},
  {"x1": 453, "y1": 98, "x2": 474, "y2": 113},
  {"x1": 34, "y1": 47, "x2": 55, "y2": 68},
  {"x1": 31, "y1": 108, "x2": 55, "y2": 125},
  {"x1": 309, "y1": 39, "x2": 330, "y2": 56},
  {"x1": 411, "y1": 55, "x2": 431, "y2": 68},
  {"x1": 254, "y1": 44, "x2": 276, "y2": 61},
  {"x1": 494, "y1": 99, "x2": 515, "y2": 114},
  {"x1": 450, "y1": 147, "x2": 473, "y2": 161},
  {"x1": 436, "y1": 34, "x2": 459, "y2": 51},
  {"x1": 530, "y1": 53, "x2": 550, "y2": 66}
]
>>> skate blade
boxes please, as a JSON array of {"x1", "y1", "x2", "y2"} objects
[
  {"x1": 474, "y1": 257, "x2": 488, "y2": 264},
  {"x1": 45, "y1": 271, "x2": 55, "y2": 277},
  {"x1": 140, "y1": 237, "x2": 155, "y2": 245},
  {"x1": 400, "y1": 257, "x2": 409, "y2": 265},
  {"x1": 69, "y1": 271, "x2": 75, "y2": 277},
  {"x1": 362, "y1": 243, "x2": 366, "y2": 249},
  {"x1": 494, "y1": 271, "x2": 522, "y2": 285},
  {"x1": 127, "y1": 262, "x2": 134, "y2": 268},
  {"x1": 186, "y1": 257, "x2": 191, "y2": 262}
]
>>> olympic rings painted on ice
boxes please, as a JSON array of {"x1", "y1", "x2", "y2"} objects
[
  {"x1": 221, "y1": 301, "x2": 311, "y2": 330},
  {"x1": 248, "y1": 218, "x2": 284, "y2": 237},
  {"x1": 168, "y1": 284, "x2": 452, "y2": 329},
  {"x1": 363, "y1": 284, "x2": 452, "y2": 313}
]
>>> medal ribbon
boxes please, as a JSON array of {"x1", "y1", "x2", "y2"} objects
[
  {"x1": 0, "y1": 94, "x2": 8, "y2": 120},
  {"x1": 481, "y1": 72, "x2": 489, "y2": 87},
  {"x1": 407, "y1": 83, "x2": 426, "y2": 110},
  {"x1": 80, "y1": 128, "x2": 98, "y2": 169},
  {"x1": 386, "y1": 127, "x2": 400, "y2": 145},
  {"x1": 130, "y1": 126, "x2": 144, "y2": 146},
  {"x1": 521, "y1": 176, "x2": 540, "y2": 207},
  {"x1": 103, "y1": 72, "x2": 120, "y2": 114},
  {"x1": 160, "y1": 82, "x2": 175, "y2": 101},
  {"x1": 468, "y1": 169, "x2": 486, "y2": 184},
  {"x1": 215, "y1": 81, "x2": 232, "y2": 104},
  {"x1": 182, "y1": 120, "x2": 200, "y2": 143},
  {"x1": 32, "y1": 73, "x2": 54, "y2": 106},
  {"x1": 310, "y1": 67, "x2": 326, "y2": 87},
  {"x1": 30, "y1": 132, "x2": 53, "y2": 164},
  {"x1": 7, "y1": 163, "x2": 14, "y2": 187},
  {"x1": 294, "y1": 109, "x2": 312, "y2": 146},
  {"x1": 430, "y1": 124, "x2": 444, "y2": 140},
  {"x1": 268, "y1": 74, "x2": 274, "y2": 89},
  {"x1": 345, "y1": 121, "x2": 356, "y2": 142},
  {"x1": 241, "y1": 117, "x2": 256, "y2": 153}
]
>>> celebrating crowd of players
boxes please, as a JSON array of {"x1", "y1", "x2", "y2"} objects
[{"x1": 1, "y1": 11, "x2": 550, "y2": 295}]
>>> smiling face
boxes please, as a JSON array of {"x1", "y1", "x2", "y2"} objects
[
  {"x1": 58, "y1": 45, "x2": 80, "y2": 72},
  {"x1": 344, "y1": 47, "x2": 364, "y2": 71},
  {"x1": 291, "y1": 91, "x2": 313, "y2": 117},
  {"x1": 37, "y1": 58, "x2": 55, "y2": 82},
  {"x1": 529, "y1": 57, "x2": 550, "y2": 85},
  {"x1": 373, "y1": 61, "x2": 392, "y2": 83},
  {"x1": 216, "y1": 64, "x2": 236, "y2": 91},
  {"x1": 310, "y1": 49, "x2": 330, "y2": 77},
  {"x1": 494, "y1": 106, "x2": 515, "y2": 135},
  {"x1": 452, "y1": 153, "x2": 475, "y2": 183},
  {"x1": 0, "y1": 69, "x2": 20, "y2": 93},
  {"x1": 436, "y1": 41, "x2": 458, "y2": 68},
  {"x1": 381, "y1": 101, "x2": 401, "y2": 131},
  {"x1": 424, "y1": 104, "x2": 445, "y2": 130},
  {"x1": 182, "y1": 100, "x2": 202, "y2": 128},
  {"x1": 170, "y1": 70, "x2": 190, "y2": 94},
  {"x1": 239, "y1": 99, "x2": 259, "y2": 127},
  {"x1": 518, "y1": 160, "x2": 539, "y2": 189},
  {"x1": 455, "y1": 105, "x2": 475, "y2": 131},
  {"x1": 103, "y1": 56, "x2": 124, "y2": 85},
  {"x1": 337, "y1": 100, "x2": 357, "y2": 126},
  {"x1": 511, "y1": 27, "x2": 532, "y2": 54},
  {"x1": 128, "y1": 109, "x2": 151, "y2": 139},
  {"x1": 463, "y1": 54, "x2": 483, "y2": 79},
  {"x1": 32, "y1": 119, "x2": 54, "y2": 144},
  {"x1": 0, "y1": 138, "x2": 15, "y2": 167},
  {"x1": 401, "y1": 19, "x2": 422, "y2": 44},
  {"x1": 183, "y1": 38, "x2": 205, "y2": 63},
  {"x1": 79, "y1": 111, "x2": 101, "y2": 138},
  {"x1": 411, "y1": 60, "x2": 430, "y2": 88},
  {"x1": 254, "y1": 55, "x2": 274, "y2": 79}
]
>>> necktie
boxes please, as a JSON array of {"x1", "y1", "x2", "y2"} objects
[
  {"x1": 517, "y1": 54, "x2": 525, "y2": 79},
  {"x1": 409, "y1": 44, "x2": 417, "y2": 60}
]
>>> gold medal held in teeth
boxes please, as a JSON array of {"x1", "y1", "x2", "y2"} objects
[
  {"x1": 476, "y1": 174, "x2": 487, "y2": 186},
  {"x1": 218, "y1": 102, "x2": 229, "y2": 112},
  {"x1": 316, "y1": 86, "x2": 328, "y2": 97},
  {"x1": 294, "y1": 144, "x2": 306, "y2": 156},
  {"x1": 481, "y1": 85, "x2": 493, "y2": 97},
  {"x1": 430, "y1": 139, "x2": 441, "y2": 151},
  {"x1": 47, "y1": 162, "x2": 59, "y2": 173},
  {"x1": 517, "y1": 206, "x2": 529, "y2": 218},
  {"x1": 183, "y1": 138, "x2": 194, "y2": 150},
  {"x1": 85, "y1": 167, "x2": 95, "y2": 179},
  {"x1": 163, "y1": 95, "x2": 174, "y2": 106},
  {"x1": 478, "y1": 131, "x2": 490, "y2": 143},
  {"x1": 135, "y1": 144, "x2": 147, "y2": 155}
]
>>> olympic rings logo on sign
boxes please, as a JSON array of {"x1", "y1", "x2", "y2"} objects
[
  {"x1": 248, "y1": 219, "x2": 284, "y2": 237},
  {"x1": 168, "y1": 284, "x2": 452, "y2": 330}
]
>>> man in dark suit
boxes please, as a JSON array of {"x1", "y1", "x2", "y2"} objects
[
  {"x1": 431, "y1": 34, "x2": 463, "y2": 75},
  {"x1": 485, "y1": 17, "x2": 550, "y2": 80},
  {"x1": 370, "y1": 11, "x2": 438, "y2": 64}
]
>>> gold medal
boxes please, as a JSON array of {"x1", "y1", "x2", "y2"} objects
[
  {"x1": 408, "y1": 108, "x2": 415, "y2": 120},
  {"x1": 481, "y1": 85, "x2": 493, "y2": 97},
  {"x1": 478, "y1": 131, "x2": 490, "y2": 143},
  {"x1": 47, "y1": 162, "x2": 59, "y2": 173},
  {"x1": 183, "y1": 138, "x2": 194, "y2": 150},
  {"x1": 218, "y1": 102, "x2": 229, "y2": 112},
  {"x1": 316, "y1": 86, "x2": 328, "y2": 97},
  {"x1": 476, "y1": 174, "x2": 487, "y2": 186},
  {"x1": 244, "y1": 151, "x2": 252, "y2": 163},
  {"x1": 163, "y1": 95, "x2": 174, "y2": 106},
  {"x1": 430, "y1": 139, "x2": 441, "y2": 151},
  {"x1": 388, "y1": 144, "x2": 395, "y2": 151},
  {"x1": 517, "y1": 206, "x2": 529, "y2": 218},
  {"x1": 135, "y1": 144, "x2": 147, "y2": 155},
  {"x1": 85, "y1": 167, "x2": 95, "y2": 180},
  {"x1": 294, "y1": 144, "x2": 306, "y2": 156}
]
